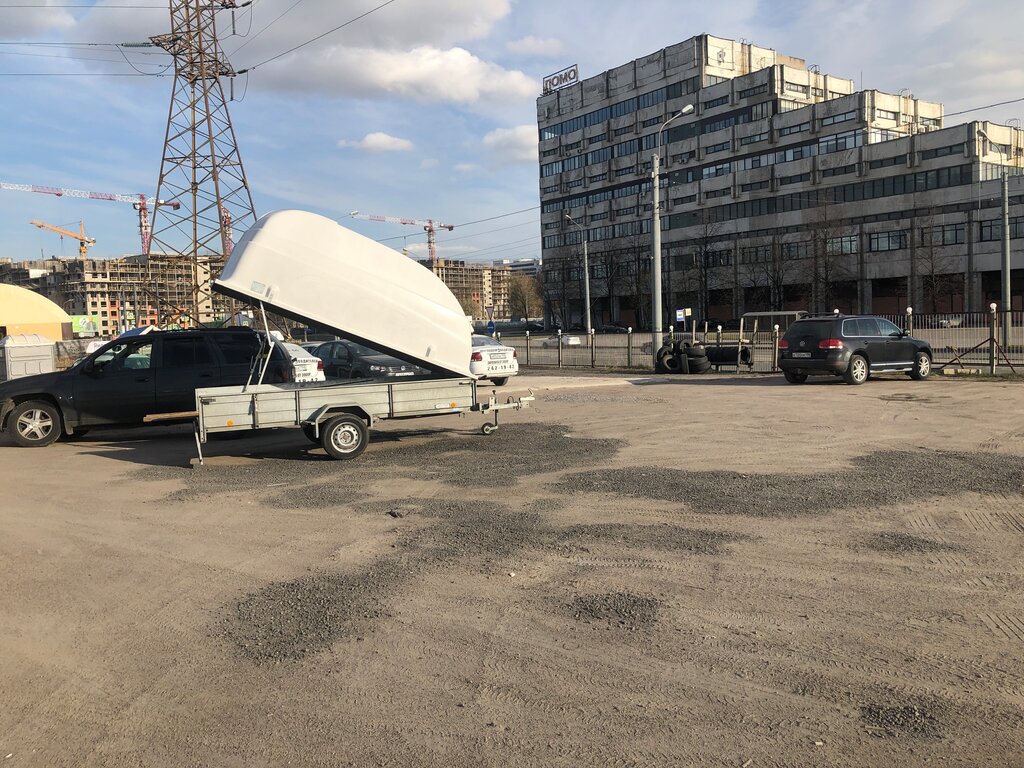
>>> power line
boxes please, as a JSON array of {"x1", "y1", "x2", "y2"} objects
[
  {"x1": 0, "y1": 3, "x2": 163, "y2": 6},
  {"x1": 375, "y1": 205, "x2": 540, "y2": 243},
  {"x1": 946, "y1": 96, "x2": 1024, "y2": 118},
  {"x1": 0, "y1": 71, "x2": 165, "y2": 76},
  {"x1": 239, "y1": 0, "x2": 397, "y2": 72},
  {"x1": 229, "y1": 0, "x2": 304, "y2": 56}
]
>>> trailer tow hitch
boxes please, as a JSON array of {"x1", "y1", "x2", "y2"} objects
[{"x1": 475, "y1": 388, "x2": 535, "y2": 435}]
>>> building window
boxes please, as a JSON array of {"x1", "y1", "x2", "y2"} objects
[
  {"x1": 706, "y1": 140, "x2": 731, "y2": 154},
  {"x1": 589, "y1": 173, "x2": 607, "y2": 183},
  {"x1": 641, "y1": 116, "x2": 661, "y2": 128},
  {"x1": 979, "y1": 216, "x2": 1024, "y2": 241},
  {"x1": 741, "y1": 180, "x2": 770, "y2": 192},
  {"x1": 919, "y1": 116, "x2": 941, "y2": 127},
  {"x1": 876, "y1": 109, "x2": 898, "y2": 121},
  {"x1": 705, "y1": 188, "x2": 731, "y2": 199},
  {"x1": 920, "y1": 143, "x2": 965, "y2": 160},
  {"x1": 818, "y1": 128, "x2": 864, "y2": 155},
  {"x1": 784, "y1": 81, "x2": 809, "y2": 95},
  {"x1": 920, "y1": 223, "x2": 966, "y2": 246},
  {"x1": 868, "y1": 154, "x2": 907, "y2": 169},
  {"x1": 740, "y1": 244, "x2": 772, "y2": 263},
  {"x1": 671, "y1": 195, "x2": 696, "y2": 205},
  {"x1": 821, "y1": 110, "x2": 858, "y2": 127},
  {"x1": 828, "y1": 235, "x2": 858, "y2": 255},
  {"x1": 750, "y1": 101, "x2": 773, "y2": 121},
  {"x1": 613, "y1": 126, "x2": 633, "y2": 137},
  {"x1": 541, "y1": 148, "x2": 558, "y2": 158},
  {"x1": 739, "y1": 83, "x2": 768, "y2": 99},
  {"x1": 543, "y1": 222, "x2": 559, "y2": 230},
  {"x1": 563, "y1": 140, "x2": 582, "y2": 152},
  {"x1": 542, "y1": 185, "x2": 559, "y2": 193},
  {"x1": 868, "y1": 230, "x2": 908, "y2": 252},
  {"x1": 702, "y1": 162, "x2": 732, "y2": 179},
  {"x1": 617, "y1": 206, "x2": 637, "y2": 216},
  {"x1": 740, "y1": 131, "x2": 770, "y2": 146},
  {"x1": 778, "y1": 173, "x2": 811, "y2": 186},
  {"x1": 781, "y1": 240, "x2": 810, "y2": 259},
  {"x1": 778, "y1": 99, "x2": 805, "y2": 113},
  {"x1": 588, "y1": 133, "x2": 607, "y2": 145},
  {"x1": 811, "y1": 87, "x2": 824, "y2": 97},
  {"x1": 564, "y1": 179, "x2": 584, "y2": 191},
  {"x1": 822, "y1": 164, "x2": 856, "y2": 178},
  {"x1": 614, "y1": 167, "x2": 635, "y2": 177},
  {"x1": 590, "y1": 211, "x2": 609, "y2": 222},
  {"x1": 703, "y1": 95, "x2": 730, "y2": 110},
  {"x1": 779, "y1": 122, "x2": 810, "y2": 136}
]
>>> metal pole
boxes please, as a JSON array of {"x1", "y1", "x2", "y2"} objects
[
  {"x1": 583, "y1": 236, "x2": 592, "y2": 336},
  {"x1": 990, "y1": 304, "x2": 997, "y2": 375},
  {"x1": 1001, "y1": 170, "x2": 1012, "y2": 349},
  {"x1": 652, "y1": 150, "x2": 663, "y2": 362}
]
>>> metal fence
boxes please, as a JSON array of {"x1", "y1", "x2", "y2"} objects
[{"x1": 498, "y1": 310, "x2": 1024, "y2": 374}]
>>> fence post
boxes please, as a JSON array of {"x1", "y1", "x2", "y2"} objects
[
  {"x1": 590, "y1": 329, "x2": 596, "y2": 368},
  {"x1": 715, "y1": 325, "x2": 723, "y2": 370},
  {"x1": 906, "y1": 306, "x2": 913, "y2": 335},
  {"x1": 496, "y1": 331, "x2": 501, "y2": 343},
  {"x1": 989, "y1": 304, "x2": 997, "y2": 375},
  {"x1": 772, "y1": 324, "x2": 780, "y2": 372},
  {"x1": 627, "y1": 327, "x2": 633, "y2": 368},
  {"x1": 557, "y1": 329, "x2": 563, "y2": 369},
  {"x1": 525, "y1": 331, "x2": 530, "y2": 366}
]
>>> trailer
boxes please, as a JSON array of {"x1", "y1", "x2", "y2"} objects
[{"x1": 192, "y1": 210, "x2": 534, "y2": 463}]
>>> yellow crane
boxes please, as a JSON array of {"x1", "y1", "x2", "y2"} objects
[{"x1": 30, "y1": 219, "x2": 96, "y2": 258}]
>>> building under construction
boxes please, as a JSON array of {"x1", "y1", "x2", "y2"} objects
[
  {"x1": 422, "y1": 259, "x2": 512, "y2": 320},
  {"x1": 0, "y1": 255, "x2": 228, "y2": 333}
]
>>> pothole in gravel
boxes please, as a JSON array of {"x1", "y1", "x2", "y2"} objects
[
  {"x1": 144, "y1": 423, "x2": 621, "y2": 503},
  {"x1": 222, "y1": 498, "x2": 741, "y2": 661},
  {"x1": 863, "y1": 532, "x2": 961, "y2": 555},
  {"x1": 860, "y1": 703, "x2": 942, "y2": 738},
  {"x1": 221, "y1": 559, "x2": 410, "y2": 663},
  {"x1": 555, "y1": 450, "x2": 1024, "y2": 516},
  {"x1": 570, "y1": 591, "x2": 662, "y2": 630}
]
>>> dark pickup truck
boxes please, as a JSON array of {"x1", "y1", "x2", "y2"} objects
[{"x1": 0, "y1": 328, "x2": 289, "y2": 447}]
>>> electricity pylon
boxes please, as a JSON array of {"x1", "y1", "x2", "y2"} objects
[{"x1": 149, "y1": 0, "x2": 255, "y2": 325}]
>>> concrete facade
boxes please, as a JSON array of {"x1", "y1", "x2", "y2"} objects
[{"x1": 537, "y1": 34, "x2": 1024, "y2": 327}]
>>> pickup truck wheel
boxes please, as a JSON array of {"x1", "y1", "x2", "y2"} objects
[
  {"x1": 909, "y1": 352, "x2": 932, "y2": 380},
  {"x1": 320, "y1": 414, "x2": 368, "y2": 460},
  {"x1": 9, "y1": 400, "x2": 62, "y2": 447}
]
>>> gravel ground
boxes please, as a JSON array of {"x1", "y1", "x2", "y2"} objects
[
  {"x1": 556, "y1": 449, "x2": 1024, "y2": 516},
  {"x1": 860, "y1": 703, "x2": 943, "y2": 739},
  {"x1": 570, "y1": 591, "x2": 662, "y2": 630},
  {"x1": 863, "y1": 532, "x2": 962, "y2": 555}
]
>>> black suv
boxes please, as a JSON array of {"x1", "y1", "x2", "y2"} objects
[
  {"x1": 0, "y1": 329, "x2": 288, "y2": 447},
  {"x1": 779, "y1": 314, "x2": 933, "y2": 385}
]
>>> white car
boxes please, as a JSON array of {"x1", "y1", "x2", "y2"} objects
[
  {"x1": 470, "y1": 334, "x2": 518, "y2": 386},
  {"x1": 541, "y1": 333, "x2": 582, "y2": 349},
  {"x1": 280, "y1": 342, "x2": 326, "y2": 382}
]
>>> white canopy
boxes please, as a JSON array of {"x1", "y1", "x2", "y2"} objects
[{"x1": 214, "y1": 210, "x2": 473, "y2": 378}]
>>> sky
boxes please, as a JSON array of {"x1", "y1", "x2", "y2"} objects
[{"x1": 1, "y1": 0, "x2": 1022, "y2": 264}]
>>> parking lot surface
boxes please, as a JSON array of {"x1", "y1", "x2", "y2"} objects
[{"x1": 2, "y1": 372, "x2": 1023, "y2": 766}]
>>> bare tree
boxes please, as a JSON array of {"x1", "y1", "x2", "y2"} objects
[
  {"x1": 917, "y1": 211, "x2": 962, "y2": 313},
  {"x1": 508, "y1": 273, "x2": 543, "y2": 320},
  {"x1": 807, "y1": 194, "x2": 854, "y2": 313},
  {"x1": 677, "y1": 208, "x2": 723, "y2": 323},
  {"x1": 540, "y1": 246, "x2": 575, "y2": 329}
]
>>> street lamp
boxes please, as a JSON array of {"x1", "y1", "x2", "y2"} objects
[
  {"x1": 564, "y1": 211, "x2": 591, "y2": 334},
  {"x1": 978, "y1": 128, "x2": 1012, "y2": 348},
  {"x1": 651, "y1": 103, "x2": 694, "y2": 359}
]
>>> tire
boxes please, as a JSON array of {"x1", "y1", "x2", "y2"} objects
[
  {"x1": 8, "y1": 400, "x2": 62, "y2": 447},
  {"x1": 663, "y1": 354, "x2": 683, "y2": 373},
  {"x1": 301, "y1": 424, "x2": 319, "y2": 444},
  {"x1": 909, "y1": 351, "x2": 932, "y2": 380},
  {"x1": 685, "y1": 344, "x2": 706, "y2": 358},
  {"x1": 783, "y1": 370, "x2": 808, "y2": 384},
  {"x1": 689, "y1": 357, "x2": 712, "y2": 374},
  {"x1": 843, "y1": 354, "x2": 869, "y2": 385},
  {"x1": 320, "y1": 414, "x2": 368, "y2": 460},
  {"x1": 490, "y1": 377, "x2": 508, "y2": 386}
]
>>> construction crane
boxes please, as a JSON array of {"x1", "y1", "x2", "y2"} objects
[
  {"x1": 1, "y1": 180, "x2": 180, "y2": 254},
  {"x1": 30, "y1": 219, "x2": 96, "y2": 258},
  {"x1": 349, "y1": 210, "x2": 454, "y2": 268}
]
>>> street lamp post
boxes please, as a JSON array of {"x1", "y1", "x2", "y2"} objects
[
  {"x1": 978, "y1": 128, "x2": 1013, "y2": 349},
  {"x1": 564, "y1": 211, "x2": 591, "y2": 335},
  {"x1": 651, "y1": 103, "x2": 694, "y2": 362}
]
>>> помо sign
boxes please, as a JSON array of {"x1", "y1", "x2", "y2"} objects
[{"x1": 542, "y1": 64, "x2": 579, "y2": 94}]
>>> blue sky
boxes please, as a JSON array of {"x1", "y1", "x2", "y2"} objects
[{"x1": 1, "y1": 0, "x2": 1021, "y2": 263}]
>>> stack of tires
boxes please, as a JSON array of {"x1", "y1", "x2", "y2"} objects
[{"x1": 655, "y1": 341, "x2": 712, "y2": 374}]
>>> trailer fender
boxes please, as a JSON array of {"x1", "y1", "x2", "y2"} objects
[{"x1": 304, "y1": 404, "x2": 374, "y2": 431}]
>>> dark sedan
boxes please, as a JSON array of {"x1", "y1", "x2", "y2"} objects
[{"x1": 313, "y1": 340, "x2": 426, "y2": 379}]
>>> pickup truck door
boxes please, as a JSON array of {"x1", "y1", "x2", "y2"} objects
[
  {"x1": 73, "y1": 339, "x2": 156, "y2": 425},
  {"x1": 153, "y1": 335, "x2": 220, "y2": 416}
]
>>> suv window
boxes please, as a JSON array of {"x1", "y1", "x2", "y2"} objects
[
  {"x1": 854, "y1": 318, "x2": 880, "y2": 336},
  {"x1": 93, "y1": 340, "x2": 154, "y2": 372},
  {"x1": 877, "y1": 318, "x2": 902, "y2": 336},
  {"x1": 162, "y1": 336, "x2": 214, "y2": 367},
  {"x1": 213, "y1": 334, "x2": 261, "y2": 365},
  {"x1": 784, "y1": 320, "x2": 833, "y2": 340}
]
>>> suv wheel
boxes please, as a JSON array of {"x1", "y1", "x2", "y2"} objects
[
  {"x1": 783, "y1": 370, "x2": 807, "y2": 384},
  {"x1": 843, "y1": 354, "x2": 869, "y2": 385},
  {"x1": 8, "y1": 400, "x2": 63, "y2": 447},
  {"x1": 909, "y1": 352, "x2": 932, "y2": 380}
]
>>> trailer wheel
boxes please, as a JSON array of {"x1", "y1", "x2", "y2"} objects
[
  {"x1": 481, "y1": 422, "x2": 497, "y2": 435},
  {"x1": 320, "y1": 414, "x2": 368, "y2": 459}
]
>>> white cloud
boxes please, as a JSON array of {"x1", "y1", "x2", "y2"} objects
[
  {"x1": 338, "y1": 132, "x2": 414, "y2": 152},
  {"x1": 5, "y1": 4, "x2": 76, "y2": 38},
  {"x1": 505, "y1": 36, "x2": 564, "y2": 57},
  {"x1": 269, "y1": 45, "x2": 538, "y2": 105},
  {"x1": 453, "y1": 163, "x2": 479, "y2": 173},
  {"x1": 482, "y1": 125, "x2": 537, "y2": 165}
]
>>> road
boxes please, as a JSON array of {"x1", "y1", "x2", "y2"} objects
[{"x1": 1, "y1": 371, "x2": 1023, "y2": 766}]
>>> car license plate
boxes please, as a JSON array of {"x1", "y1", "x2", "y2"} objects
[
  {"x1": 491, "y1": 354, "x2": 507, "y2": 361},
  {"x1": 792, "y1": 352, "x2": 811, "y2": 358}
]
